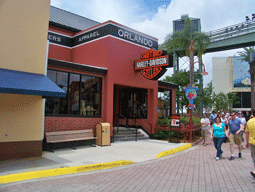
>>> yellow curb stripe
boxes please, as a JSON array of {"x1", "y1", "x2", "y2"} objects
[
  {"x1": 0, "y1": 160, "x2": 135, "y2": 184},
  {"x1": 156, "y1": 144, "x2": 192, "y2": 158}
]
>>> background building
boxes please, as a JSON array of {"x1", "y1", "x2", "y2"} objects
[{"x1": 212, "y1": 56, "x2": 251, "y2": 112}]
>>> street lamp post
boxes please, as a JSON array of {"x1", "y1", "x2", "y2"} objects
[{"x1": 188, "y1": 60, "x2": 208, "y2": 142}]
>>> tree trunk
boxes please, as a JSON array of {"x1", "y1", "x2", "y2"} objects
[
  {"x1": 250, "y1": 63, "x2": 255, "y2": 111},
  {"x1": 190, "y1": 40, "x2": 194, "y2": 86}
]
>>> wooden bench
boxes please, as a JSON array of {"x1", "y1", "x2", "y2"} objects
[{"x1": 45, "y1": 129, "x2": 98, "y2": 152}]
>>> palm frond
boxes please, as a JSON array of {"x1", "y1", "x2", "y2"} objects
[
  {"x1": 237, "y1": 47, "x2": 255, "y2": 63},
  {"x1": 162, "y1": 17, "x2": 210, "y2": 57}
]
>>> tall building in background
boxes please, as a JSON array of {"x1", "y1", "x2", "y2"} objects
[{"x1": 212, "y1": 56, "x2": 251, "y2": 112}]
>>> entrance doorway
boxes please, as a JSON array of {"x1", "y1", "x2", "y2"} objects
[{"x1": 113, "y1": 85, "x2": 148, "y2": 121}]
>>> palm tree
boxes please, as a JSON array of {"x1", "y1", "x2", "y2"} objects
[
  {"x1": 238, "y1": 47, "x2": 255, "y2": 110},
  {"x1": 160, "y1": 17, "x2": 210, "y2": 85},
  {"x1": 160, "y1": 17, "x2": 210, "y2": 142}
]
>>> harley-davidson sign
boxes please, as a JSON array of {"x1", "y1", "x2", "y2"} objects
[{"x1": 134, "y1": 49, "x2": 173, "y2": 80}]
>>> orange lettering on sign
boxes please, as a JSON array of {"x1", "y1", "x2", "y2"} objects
[
  {"x1": 135, "y1": 49, "x2": 169, "y2": 80},
  {"x1": 140, "y1": 49, "x2": 163, "y2": 59},
  {"x1": 140, "y1": 67, "x2": 162, "y2": 79}
]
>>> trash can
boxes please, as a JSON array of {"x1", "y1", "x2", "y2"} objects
[{"x1": 96, "y1": 123, "x2": 111, "y2": 146}]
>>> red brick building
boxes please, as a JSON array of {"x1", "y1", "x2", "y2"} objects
[{"x1": 45, "y1": 6, "x2": 177, "y2": 139}]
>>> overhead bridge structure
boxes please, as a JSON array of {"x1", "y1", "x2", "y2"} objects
[{"x1": 205, "y1": 19, "x2": 255, "y2": 53}]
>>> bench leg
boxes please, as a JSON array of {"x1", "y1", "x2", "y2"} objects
[
  {"x1": 49, "y1": 143, "x2": 54, "y2": 153},
  {"x1": 90, "y1": 139, "x2": 97, "y2": 147},
  {"x1": 71, "y1": 141, "x2": 76, "y2": 150}
]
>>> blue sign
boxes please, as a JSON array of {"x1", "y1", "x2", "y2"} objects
[{"x1": 184, "y1": 86, "x2": 198, "y2": 109}]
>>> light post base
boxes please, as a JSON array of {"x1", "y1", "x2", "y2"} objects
[{"x1": 189, "y1": 109, "x2": 193, "y2": 142}]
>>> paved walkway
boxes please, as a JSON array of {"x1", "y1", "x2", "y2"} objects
[
  {"x1": 1, "y1": 137, "x2": 255, "y2": 191},
  {"x1": 0, "y1": 140, "x2": 187, "y2": 176}
]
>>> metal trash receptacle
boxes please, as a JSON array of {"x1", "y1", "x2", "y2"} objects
[{"x1": 96, "y1": 123, "x2": 111, "y2": 146}]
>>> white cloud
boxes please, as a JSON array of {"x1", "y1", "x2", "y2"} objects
[
  {"x1": 130, "y1": 0, "x2": 255, "y2": 43},
  {"x1": 51, "y1": 0, "x2": 152, "y2": 24},
  {"x1": 50, "y1": 0, "x2": 255, "y2": 86},
  {"x1": 129, "y1": 0, "x2": 255, "y2": 86}
]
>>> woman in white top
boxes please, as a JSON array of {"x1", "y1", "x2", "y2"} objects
[
  {"x1": 221, "y1": 114, "x2": 227, "y2": 125},
  {"x1": 201, "y1": 113, "x2": 210, "y2": 146}
]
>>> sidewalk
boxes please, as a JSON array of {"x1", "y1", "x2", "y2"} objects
[
  {"x1": 1, "y1": 136, "x2": 254, "y2": 191},
  {"x1": 0, "y1": 139, "x2": 191, "y2": 183}
]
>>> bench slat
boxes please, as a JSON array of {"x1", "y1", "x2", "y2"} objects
[
  {"x1": 47, "y1": 137, "x2": 98, "y2": 143},
  {"x1": 45, "y1": 129, "x2": 97, "y2": 144},
  {"x1": 46, "y1": 129, "x2": 93, "y2": 136}
]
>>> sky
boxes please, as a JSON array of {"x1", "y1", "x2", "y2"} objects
[{"x1": 50, "y1": 0, "x2": 255, "y2": 86}]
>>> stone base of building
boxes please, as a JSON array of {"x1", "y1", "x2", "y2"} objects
[{"x1": 0, "y1": 140, "x2": 42, "y2": 161}]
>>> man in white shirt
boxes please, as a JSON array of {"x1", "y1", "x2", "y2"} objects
[
  {"x1": 238, "y1": 111, "x2": 246, "y2": 145},
  {"x1": 201, "y1": 113, "x2": 210, "y2": 146},
  {"x1": 224, "y1": 110, "x2": 230, "y2": 119}
]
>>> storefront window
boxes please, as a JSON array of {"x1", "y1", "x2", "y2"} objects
[
  {"x1": 45, "y1": 71, "x2": 68, "y2": 114},
  {"x1": 69, "y1": 74, "x2": 80, "y2": 115},
  {"x1": 45, "y1": 70, "x2": 102, "y2": 117},
  {"x1": 158, "y1": 90, "x2": 171, "y2": 119},
  {"x1": 81, "y1": 76, "x2": 101, "y2": 116},
  {"x1": 233, "y1": 92, "x2": 251, "y2": 109}
]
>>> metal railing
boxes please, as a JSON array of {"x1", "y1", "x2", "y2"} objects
[
  {"x1": 112, "y1": 114, "x2": 138, "y2": 143},
  {"x1": 126, "y1": 106, "x2": 153, "y2": 134},
  {"x1": 112, "y1": 111, "x2": 153, "y2": 142},
  {"x1": 206, "y1": 19, "x2": 255, "y2": 43},
  {"x1": 132, "y1": 114, "x2": 153, "y2": 135}
]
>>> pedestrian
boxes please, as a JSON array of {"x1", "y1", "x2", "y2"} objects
[
  {"x1": 237, "y1": 111, "x2": 246, "y2": 144},
  {"x1": 210, "y1": 110, "x2": 216, "y2": 124},
  {"x1": 216, "y1": 111, "x2": 221, "y2": 118},
  {"x1": 245, "y1": 111, "x2": 250, "y2": 122},
  {"x1": 221, "y1": 114, "x2": 229, "y2": 143},
  {"x1": 221, "y1": 114, "x2": 227, "y2": 124},
  {"x1": 224, "y1": 110, "x2": 230, "y2": 119},
  {"x1": 210, "y1": 117, "x2": 228, "y2": 161},
  {"x1": 227, "y1": 112, "x2": 243, "y2": 160},
  {"x1": 246, "y1": 110, "x2": 255, "y2": 179},
  {"x1": 201, "y1": 113, "x2": 210, "y2": 146},
  {"x1": 235, "y1": 111, "x2": 239, "y2": 119}
]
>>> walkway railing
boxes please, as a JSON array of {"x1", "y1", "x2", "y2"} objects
[
  {"x1": 156, "y1": 123, "x2": 201, "y2": 142},
  {"x1": 206, "y1": 19, "x2": 255, "y2": 43},
  {"x1": 112, "y1": 114, "x2": 138, "y2": 143},
  {"x1": 130, "y1": 113, "x2": 153, "y2": 135}
]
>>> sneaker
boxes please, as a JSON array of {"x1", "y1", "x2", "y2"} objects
[
  {"x1": 239, "y1": 152, "x2": 242, "y2": 158},
  {"x1": 216, "y1": 157, "x2": 220, "y2": 161},
  {"x1": 229, "y1": 156, "x2": 235, "y2": 161},
  {"x1": 251, "y1": 171, "x2": 255, "y2": 179},
  {"x1": 220, "y1": 151, "x2": 223, "y2": 157}
]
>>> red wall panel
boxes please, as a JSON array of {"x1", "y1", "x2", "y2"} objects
[
  {"x1": 48, "y1": 44, "x2": 72, "y2": 62},
  {"x1": 44, "y1": 117, "x2": 102, "y2": 133},
  {"x1": 49, "y1": 26, "x2": 75, "y2": 36},
  {"x1": 72, "y1": 38, "x2": 110, "y2": 68}
]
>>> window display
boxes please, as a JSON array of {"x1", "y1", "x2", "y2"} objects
[{"x1": 45, "y1": 70, "x2": 102, "y2": 117}]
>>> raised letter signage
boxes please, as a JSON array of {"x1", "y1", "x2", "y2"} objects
[{"x1": 134, "y1": 49, "x2": 173, "y2": 80}]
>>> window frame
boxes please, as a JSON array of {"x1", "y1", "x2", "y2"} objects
[
  {"x1": 45, "y1": 69, "x2": 102, "y2": 118},
  {"x1": 158, "y1": 88, "x2": 172, "y2": 119}
]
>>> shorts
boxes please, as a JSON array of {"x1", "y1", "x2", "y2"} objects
[
  {"x1": 201, "y1": 129, "x2": 209, "y2": 137},
  {"x1": 250, "y1": 144, "x2": 255, "y2": 164},
  {"x1": 229, "y1": 134, "x2": 242, "y2": 145}
]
